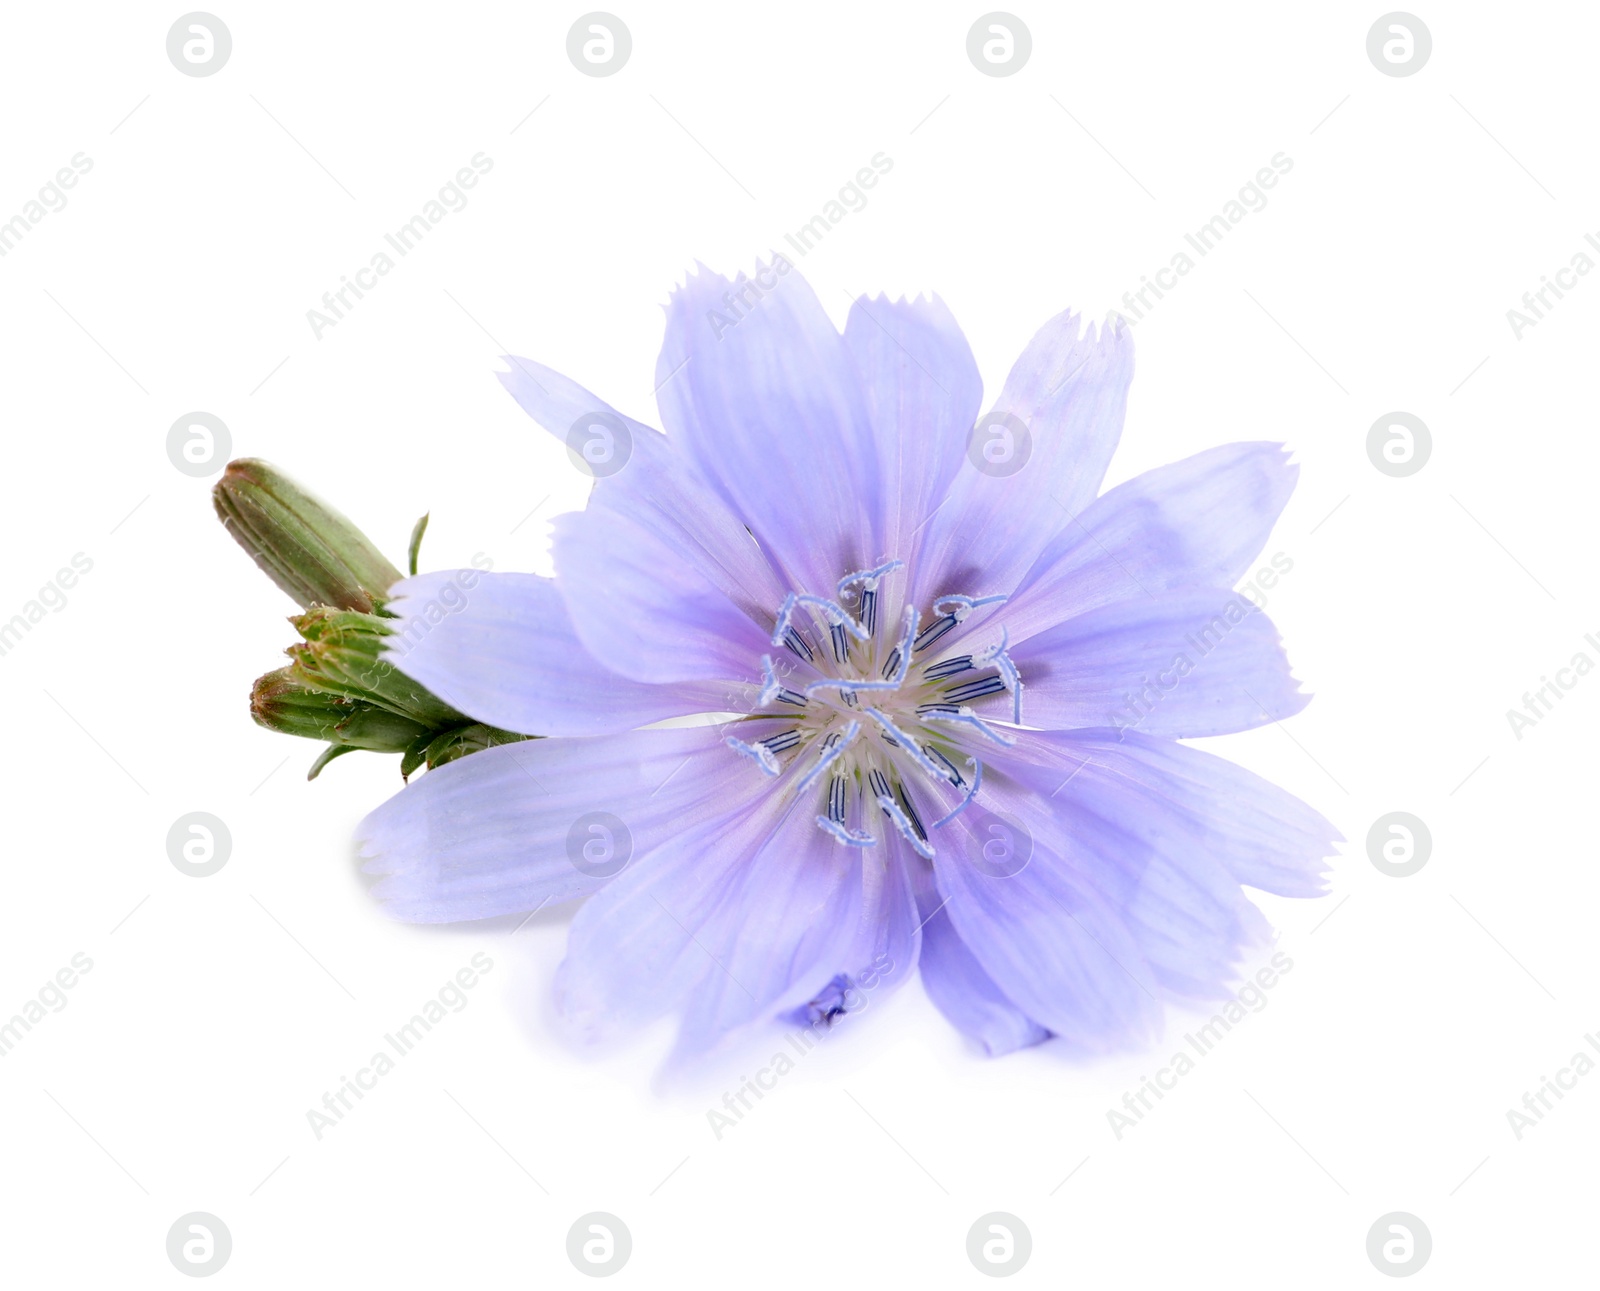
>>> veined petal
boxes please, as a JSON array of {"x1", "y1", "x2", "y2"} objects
[
  {"x1": 1032, "y1": 729, "x2": 1339, "y2": 899},
  {"x1": 551, "y1": 507, "x2": 785, "y2": 687},
  {"x1": 655, "y1": 264, "x2": 882, "y2": 595},
  {"x1": 931, "y1": 759, "x2": 1162, "y2": 1052},
  {"x1": 1003, "y1": 442, "x2": 1299, "y2": 642},
  {"x1": 914, "y1": 310, "x2": 1133, "y2": 606},
  {"x1": 665, "y1": 797, "x2": 872, "y2": 1062},
  {"x1": 383, "y1": 570, "x2": 737, "y2": 735},
  {"x1": 841, "y1": 293, "x2": 983, "y2": 574},
  {"x1": 555, "y1": 778, "x2": 792, "y2": 1043},
  {"x1": 914, "y1": 877, "x2": 1050, "y2": 1056},
  {"x1": 965, "y1": 729, "x2": 1337, "y2": 1001},
  {"x1": 500, "y1": 353, "x2": 789, "y2": 685},
  {"x1": 358, "y1": 727, "x2": 753, "y2": 923},
  {"x1": 1006, "y1": 586, "x2": 1308, "y2": 737}
]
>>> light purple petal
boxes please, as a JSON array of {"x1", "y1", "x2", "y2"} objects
[
  {"x1": 969, "y1": 729, "x2": 1336, "y2": 1001},
  {"x1": 665, "y1": 802, "x2": 871, "y2": 1062},
  {"x1": 555, "y1": 783, "x2": 792, "y2": 1043},
  {"x1": 500, "y1": 353, "x2": 788, "y2": 685},
  {"x1": 551, "y1": 506, "x2": 784, "y2": 687},
  {"x1": 1006, "y1": 586, "x2": 1308, "y2": 737},
  {"x1": 383, "y1": 571, "x2": 737, "y2": 735},
  {"x1": 1003, "y1": 442, "x2": 1299, "y2": 642},
  {"x1": 915, "y1": 877, "x2": 1050, "y2": 1056},
  {"x1": 357, "y1": 727, "x2": 753, "y2": 922},
  {"x1": 841, "y1": 294, "x2": 983, "y2": 573},
  {"x1": 913, "y1": 311, "x2": 1133, "y2": 607},
  {"x1": 930, "y1": 761, "x2": 1163, "y2": 1052},
  {"x1": 655, "y1": 264, "x2": 883, "y2": 596},
  {"x1": 1036, "y1": 729, "x2": 1339, "y2": 899}
]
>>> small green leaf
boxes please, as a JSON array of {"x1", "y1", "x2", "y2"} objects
[{"x1": 408, "y1": 512, "x2": 430, "y2": 578}]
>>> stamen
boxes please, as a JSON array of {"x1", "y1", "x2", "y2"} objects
[
  {"x1": 835, "y1": 560, "x2": 904, "y2": 602},
  {"x1": 993, "y1": 653, "x2": 1023, "y2": 724},
  {"x1": 896, "y1": 783, "x2": 930, "y2": 841},
  {"x1": 761, "y1": 729, "x2": 802, "y2": 755},
  {"x1": 876, "y1": 793, "x2": 934, "y2": 860},
  {"x1": 792, "y1": 719, "x2": 860, "y2": 795},
  {"x1": 913, "y1": 613, "x2": 956, "y2": 653},
  {"x1": 805, "y1": 606, "x2": 917, "y2": 697},
  {"x1": 816, "y1": 815, "x2": 876, "y2": 847},
  {"x1": 924, "y1": 745, "x2": 964, "y2": 786},
  {"x1": 827, "y1": 774, "x2": 847, "y2": 822},
  {"x1": 725, "y1": 735, "x2": 781, "y2": 776},
  {"x1": 770, "y1": 593, "x2": 798, "y2": 648},
  {"x1": 757, "y1": 655, "x2": 781, "y2": 708},
  {"x1": 933, "y1": 758, "x2": 983, "y2": 829},
  {"x1": 932, "y1": 593, "x2": 1008, "y2": 619},
  {"x1": 944, "y1": 674, "x2": 1008, "y2": 704},
  {"x1": 916, "y1": 593, "x2": 1006, "y2": 653},
  {"x1": 770, "y1": 594, "x2": 816, "y2": 661},
  {"x1": 794, "y1": 593, "x2": 869, "y2": 642},
  {"x1": 864, "y1": 707, "x2": 947, "y2": 785},
  {"x1": 972, "y1": 626, "x2": 1024, "y2": 724},
  {"x1": 921, "y1": 707, "x2": 1017, "y2": 746},
  {"x1": 922, "y1": 654, "x2": 973, "y2": 682}
]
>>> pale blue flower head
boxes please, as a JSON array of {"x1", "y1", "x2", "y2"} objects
[{"x1": 358, "y1": 263, "x2": 1338, "y2": 1063}]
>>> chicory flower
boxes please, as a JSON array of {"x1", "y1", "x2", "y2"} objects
[{"x1": 358, "y1": 263, "x2": 1338, "y2": 1063}]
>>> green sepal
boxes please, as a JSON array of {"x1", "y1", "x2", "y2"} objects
[{"x1": 307, "y1": 744, "x2": 361, "y2": 780}]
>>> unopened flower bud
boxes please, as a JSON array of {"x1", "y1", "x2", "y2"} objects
[
  {"x1": 214, "y1": 458, "x2": 402, "y2": 613},
  {"x1": 250, "y1": 668, "x2": 432, "y2": 752},
  {"x1": 286, "y1": 607, "x2": 467, "y2": 730}
]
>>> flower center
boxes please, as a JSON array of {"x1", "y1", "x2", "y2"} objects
[{"x1": 723, "y1": 560, "x2": 1022, "y2": 857}]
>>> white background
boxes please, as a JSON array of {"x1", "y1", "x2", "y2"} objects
[{"x1": 1, "y1": 1, "x2": 1595, "y2": 1285}]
